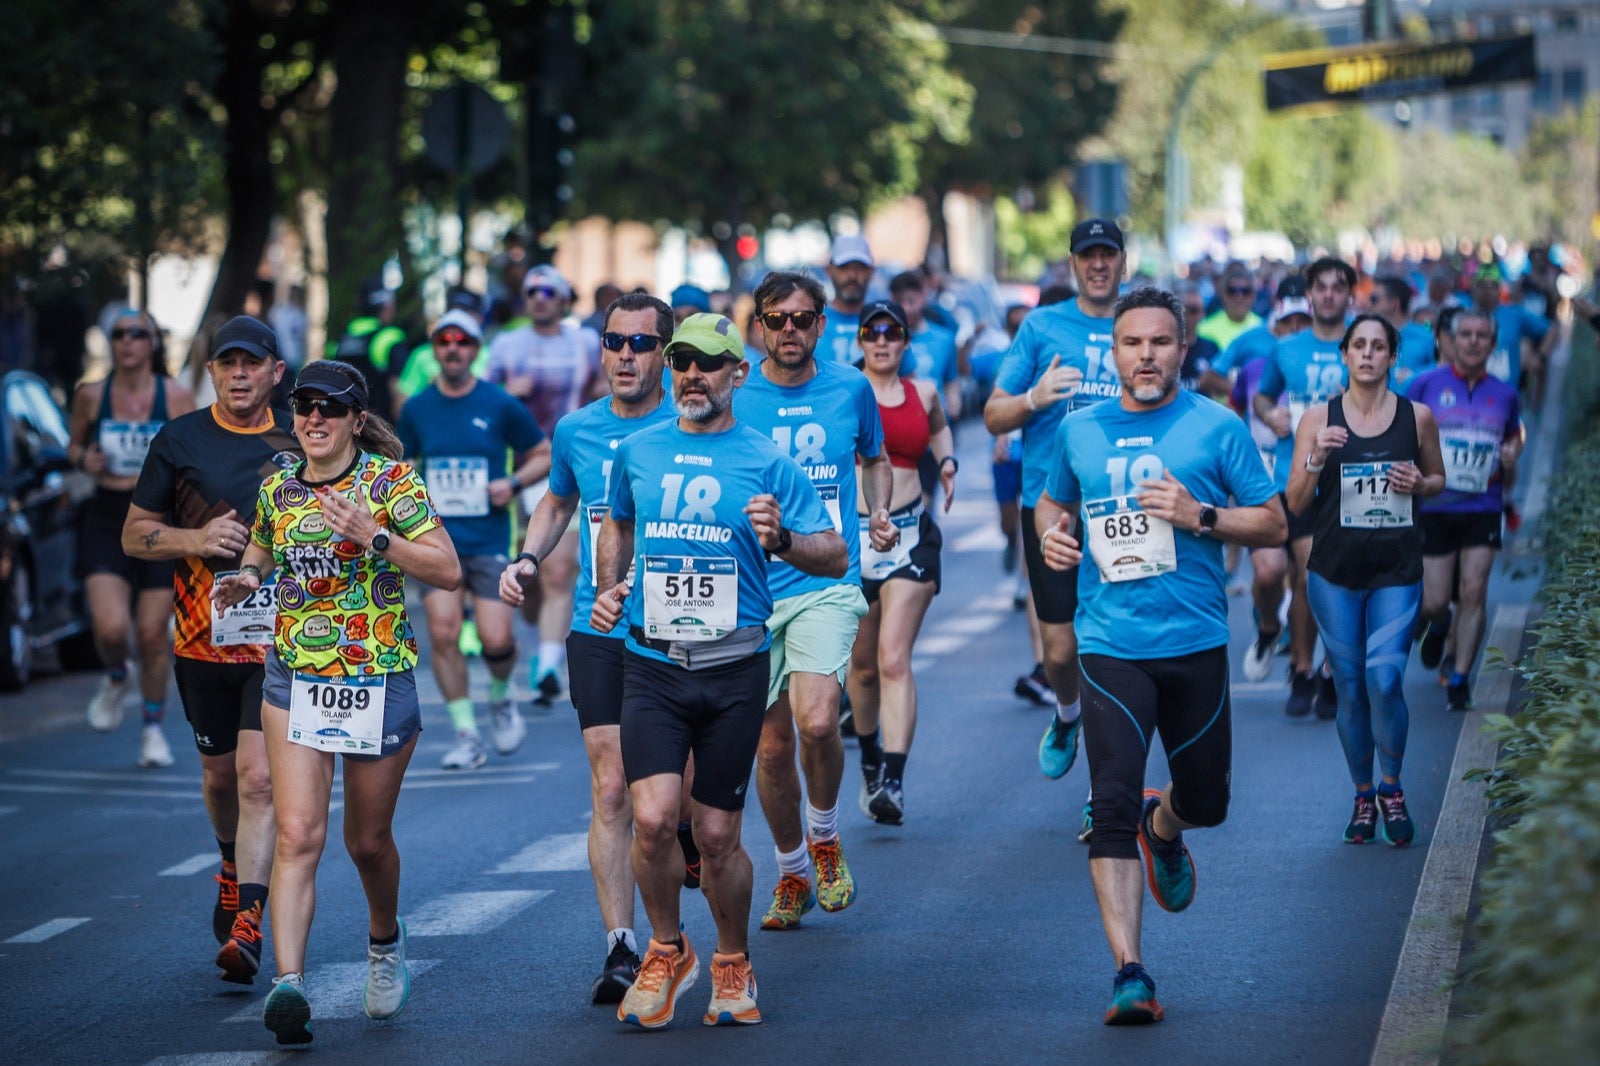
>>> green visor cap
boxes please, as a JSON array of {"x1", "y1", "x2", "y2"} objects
[{"x1": 663, "y1": 313, "x2": 745, "y2": 362}]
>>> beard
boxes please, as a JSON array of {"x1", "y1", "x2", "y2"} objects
[
  {"x1": 675, "y1": 382, "x2": 730, "y2": 423},
  {"x1": 1124, "y1": 364, "x2": 1177, "y2": 404}
]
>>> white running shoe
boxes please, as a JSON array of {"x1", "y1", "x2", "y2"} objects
[
  {"x1": 488, "y1": 699, "x2": 526, "y2": 756},
  {"x1": 440, "y1": 730, "x2": 486, "y2": 770},
  {"x1": 87, "y1": 674, "x2": 129, "y2": 733},
  {"x1": 1241, "y1": 632, "x2": 1277, "y2": 683},
  {"x1": 364, "y1": 919, "x2": 410, "y2": 1020},
  {"x1": 139, "y1": 724, "x2": 174, "y2": 768}
]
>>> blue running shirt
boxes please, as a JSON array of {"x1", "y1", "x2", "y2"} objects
[
  {"x1": 819, "y1": 309, "x2": 861, "y2": 366},
  {"x1": 907, "y1": 321, "x2": 960, "y2": 387},
  {"x1": 1045, "y1": 390, "x2": 1277, "y2": 660},
  {"x1": 994, "y1": 300, "x2": 1117, "y2": 507},
  {"x1": 1395, "y1": 323, "x2": 1437, "y2": 387},
  {"x1": 1257, "y1": 330, "x2": 1348, "y2": 491},
  {"x1": 1488, "y1": 305, "x2": 1549, "y2": 384},
  {"x1": 607, "y1": 420, "x2": 833, "y2": 664},
  {"x1": 734, "y1": 359, "x2": 884, "y2": 594},
  {"x1": 547, "y1": 396, "x2": 677, "y2": 638},
  {"x1": 1211, "y1": 323, "x2": 1275, "y2": 377}
]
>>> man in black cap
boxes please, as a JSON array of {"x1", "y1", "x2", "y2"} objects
[
  {"x1": 123, "y1": 315, "x2": 304, "y2": 985},
  {"x1": 326, "y1": 278, "x2": 408, "y2": 423}
]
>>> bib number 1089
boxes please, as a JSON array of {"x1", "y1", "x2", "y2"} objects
[{"x1": 301, "y1": 684, "x2": 373, "y2": 712}]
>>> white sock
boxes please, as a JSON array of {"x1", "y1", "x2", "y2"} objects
[
  {"x1": 537, "y1": 641, "x2": 565, "y2": 675},
  {"x1": 805, "y1": 802, "x2": 838, "y2": 842},
  {"x1": 1056, "y1": 698, "x2": 1081, "y2": 725},
  {"x1": 775, "y1": 841, "x2": 810, "y2": 878},
  {"x1": 608, "y1": 927, "x2": 638, "y2": 955}
]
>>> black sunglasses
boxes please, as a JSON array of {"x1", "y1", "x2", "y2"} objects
[
  {"x1": 602, "y1": 332, "x2": 664, "y2": 354},
  {"x1": 111, "y1": 327, "x2": 151, "y2": 341},
  {"x1": 292, "y1": 396, "x2": 356, "y2": 419},
  {"x1": 858, "y1": 323, "x2": 906, "y2": 343},
  {"x1": 760, "y1": 310, "x2": 818, "y2": 332},
  {"x1": 1226, "y1": 285, "x2": 1254, "y2": 296},
  {"x1": 666, "y1": 351, "x2": 738, "y2": 374},
  {"x1": 525, "y1": 286, "x2": 560, "y2": 301}
]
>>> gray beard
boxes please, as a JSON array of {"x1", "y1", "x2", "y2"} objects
[
  {"x1": 677, "y1": 389, "x2": 728, "y2": 423},
  {"x1": 1130, "y1": 380, "x2": 1175, "y2": 404}
]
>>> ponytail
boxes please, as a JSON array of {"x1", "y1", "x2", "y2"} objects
[{"x1": 358, "y1": 412, "x2": 404, "y2": 461}]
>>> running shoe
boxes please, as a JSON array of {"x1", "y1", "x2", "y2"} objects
[
  {"x1": 440, "y1": 730, "x2": 487, "y2": 770},
  {"x1": 1137, "y1": 790, "x2": 1195, "y2": 913},
  {"x1": 1313, "y1": 670, "x2": 1339, "y2": 721},
  {"x1": 263, "y1": 973, "x2": 313, "y2": 1045},
  {"x1": 1078, "y1": 800, "x2": 1094, "y2": 845},
  {"x1": 1285, "y1": 670, "x2": 1316, "y2": 718},
  {"x1": 533, "y1": 668, "x2": 563, "y2": 708},
  {"x1": 1447, "y1": 679, "x2": 1472, "y2": 713},
  {"x1": 213, "y1": 867, "x2": 239, "y2": 944},
  {"x1": 1014, "y1": 663, "x2": 1052, "y2": 706},
  {"x1": 1343, "y1": 794, "x2": 1379, "y2": 844},
  {"x1": 759, "y1": 873, "x2": 816, "y2": 931},
  {"x1": 489, "y1": 698, "x2": 526, "y2": 755},
  {"x1": 1417, "y1": 609, "x2": 1451, "y2": 671},
  {"x1": 593, "y1": 938, "x2": 642, "y2": 1004},
  {"x1": 1038, "y1": 715, "x2": 1080, "y2": 779},
  {"x1": 139, "y1": 724, "x2": 174, "y2": 768},
  {"x1": 618, "y1": 935, "x2": 699, "y2": 1029},
  {"x1": 217, "y1": 902, "x2": 263, "y2": 984},
  {"x1": 858, "y1": 762, "x2": 884, "y2": 819},
  {"x1": 1437, "y1": 653, "x2": 1456, "y2": 688},
  {"x1": 810, "y1": 837, "x2": 856, "y2": 911},
  {"x1": 1376, "y1": 790, "x2": 1415, "y2": 847},
  {"x1": 868, "y1": 779, "x2": 905, "y2": 826},
  {"x1": 1103, "y1": 962, "x2": 1165, "y2": 1025},
  {"x1": 1241, "y1": 629, "x2": 1279, "y2": 683},
  {"x1": 364, "y1": 919, "x2": 410, "y2": 1020},
  {"x1": 87, "y1": 674, "x2": 129, "y2": 733},
  {"x1": 1002, "y1": 538, "x2": 1019, "y2": 574},
  {"x1": 703, "y1": 952, "x2": 761, "y2": 1026}
]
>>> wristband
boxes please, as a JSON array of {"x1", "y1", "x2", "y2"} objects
[
  {"x1": 1025, "y1": 387, "x2": 1039, "y2": 412},
  {"x1": 509, "y1": 476, "x2": 521, "y2": 492},
  {"x1": 514, "y1": 551, "x2": 539, "y2": 569},
  {"x1": 239, "y1": 564, "x2": 264, "y2": 584},
  {"x1": 1305, "y1": 457, "x2": 1325, "y2": 473}
]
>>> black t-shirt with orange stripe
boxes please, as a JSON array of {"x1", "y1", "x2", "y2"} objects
[{"x1": 131, "y1": 404, "x2": 303, "y2": 663}]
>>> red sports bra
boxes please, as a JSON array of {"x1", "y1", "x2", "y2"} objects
[{"x1": 879, "y1": 378, "x2": 930, "y2": 469}]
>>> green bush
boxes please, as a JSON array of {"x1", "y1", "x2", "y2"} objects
[{"x1": 1449, "y1": 320, "x2": 1600, "y2": 1064}]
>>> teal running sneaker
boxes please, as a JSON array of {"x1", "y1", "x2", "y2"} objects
[
  {"x1": 1078, "y1": 799, "x2": 1094, "y2": 844},
  {"x1": 264, "y1": 973, "x2": 313, "y2": 1045},
  {"x1": 1137, "y1": 790, "x2": 1195, "y2": 913},
  {"x1": 1103, "y1": 962, "x2": 1165, "y2": 1024},
  {"x1": 1038, "y1": 715, "x2": 1080, "y2": 779}
]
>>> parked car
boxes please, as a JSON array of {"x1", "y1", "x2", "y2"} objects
[{"x1": 0, "y1": 370, "x2": 99, "y2": 690}]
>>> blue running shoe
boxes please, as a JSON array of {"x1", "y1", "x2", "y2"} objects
[
  {"x1": 1103, "y1": 962, "x2": 1165, "y2": 1024},
  {"x1": 1038, "y1": 715, "x2": 1080, "y2": 779},
  {"x1": 1138, "y1": 790, "x2": 1195, "y2": 913},
  {"x1": 1078, "y1": 800, "x2": 1094, "y2": 844},
  {"x1": 264, "y1": 974, "x2": 313, "y2": 1045}
]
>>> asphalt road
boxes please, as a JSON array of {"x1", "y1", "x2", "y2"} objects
[{"x1": 0, "y1": 419, "x2": 1539, "y2": 1065}]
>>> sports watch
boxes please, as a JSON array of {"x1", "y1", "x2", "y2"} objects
[
  {"x1": 370, "y1": 529, "x2": 392, "y2": 554},
  {"x1": 1197, "y1": 505, "x2": 1219, "y2": 535}
]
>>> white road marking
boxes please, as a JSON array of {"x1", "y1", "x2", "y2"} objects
[
  {"x1": 950, "y1": 525, "x2": 1008, "y2": 552},
  {"x1": 144, "y1": 1054, "x2": 289, "y2": 1065},
  {"x1": 226, "y1": 959, "x2": 442, "y2": 1023},
  {"x1": 911, "y1": 658, "x2": 932, "y2": 675},
  {"x1": 160, "y1": 853, "x2": 221, "y2": 877},
  {"x1": 406, "y1": 891, "x2": 551, "y2": 936},
  {"x1": 492, "y1": 833, "x2": 589, "y2": 873},
  {"x1": 6, "y1": 917, "x2": 91, "y2": 943},
  {"x1": 932, "y1": 614, "x2": 1007, "y2": 637},
  {"x1": 10, "y1": 768, "x2": 193, "y2": 784},
  {"x1": 0, "y1": 806, "x2": 16, "y2": 817},
  {"x1": 913, "y1": 634, "x2": 972, "y2": 657},
  {"x1": 0, "y1": 783, "x2": 197, "y2": 800},
  {"x1": 392, "y1": 776, "x2": 535, "y2": 791},
  {"x1": 399, "y1": 765, "x2": 547, "y2": 780}
]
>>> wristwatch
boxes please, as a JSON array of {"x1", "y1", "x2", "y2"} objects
[
  {"x1": 940, "y1": 456, "x2": 959, "y2": 473},
  {"x1": 370, "y1": 529, "x2": 392, "y2": 554},
  {"x1": 1197, "y1": 505, "x2": 1219, "y2": 535},
  {"x1": 773, "y1": 527, "x2": 793, "y2": 554},
  {"x1": 514, "y1": 551, "x2": 539, "y2": 569}
]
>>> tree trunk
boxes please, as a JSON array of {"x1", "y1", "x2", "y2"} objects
[{"x1": 921, "y1": 184, "x2": 951, "y2": 275}]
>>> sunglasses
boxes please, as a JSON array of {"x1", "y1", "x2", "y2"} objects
[
  {"x1": 666, "y1": 351, "x2": 738, "y2": 374},
  {"x1": 435, "y1": 329, "x2": 478, "y2": 348},
  {"x1": 858, "y1": 322, "x2": 906, "y2": 343},
  {"x1": 1226, "y1": 285, "x2": 1254, "y2": 297},
  {"x1": 602, "y1": 332, "x2": 664, "y2": 354},
  {"x1": 525, "y1": 286, "x2": 560, "y2": 301},
  {"x1": 760, "y1": 310, "x2": 818, "y2": 332},
  {"x1": 111, "y1": 327, "x2": 151, "y2": 341},
  {"x1": 292, "y1": 396, "x2": 355, "y2": 419}
]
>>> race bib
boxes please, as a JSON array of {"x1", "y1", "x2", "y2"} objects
[
  {"x1": 1287, "y1": 397, "x2": 1309, "y2": 436},
  {"x1": 816, "y1": 484, "x2": 843, "y2": 535},
  {"x1": 427, "y1": 457, "x2": 490, "y2": 517},
  {"x1": 287, "y1": 672, "x2": 386, "y2": 753},
  {"x1": 642, "y1": 556, "x2": 738, "y2": 641},
  {"x1": 586, "y1": 504, "x2": 636, "y2": 589},
  {"x1": 212, "y1": 571, "x2": 276, "y2": 645},
  {"x1": 1084, "y1": 495, "x2": 1177, "y2": 583},
  {"x1": 1441, "y1": 430, "x2": 1499, "y2": 494},
  {"x1": 859, "y1": 509, "x2": 922, "y2": 580},
  {"x1": 99, "y1": 420, "x2": 161, "y2": 477},
  {"x1": 1339, "y1": 462, "x2": 1413, "y2": 528}
]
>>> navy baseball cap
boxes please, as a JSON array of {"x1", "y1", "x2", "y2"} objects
[
  {"x1": 292, "y1": 361, "x2": 369, "y2": 410},
  {"x1": 859, "y1": 299, "x2": 909, "y2": 331},
  {"x1": 209, "y1": 315, "x2": 280, "y2": 361},
  {"x1": 1070, "y1": 219, "x2": 1124, "y2": 255}
]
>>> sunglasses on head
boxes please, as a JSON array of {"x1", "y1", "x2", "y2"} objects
[
  {"x1": 602, "y1": 332, "x2": 664, "y2": 354},
  {"x1": 666, "y1": 351, "x2": 737, "y2": 374},
  {"x1": 111, "y1": 326, "x2": 151, "y2": 341},
  {"x1": 292, "y1": 396, "x2": 355, "y2": 419},
  {"x1": 760, "y1": 310, "x2": 818, "y2": 332},
  {"x1": 858, "y1": 322, "x2": 906, "y2": 343},
  {"x1": 525, "y1": 286, "x2": 560, "y2": 301}
]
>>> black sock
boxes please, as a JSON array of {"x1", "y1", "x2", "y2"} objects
[
  {"x1": 884, "y1": 752, "x2": 907, "y2": 785},
  {"x1": 238, "y1": 883, "x2": 268, "y2": 918},
  {"x1": 218, "y1": 839, "x2": 236, "y2": 866},
  {"x1": 370, "y1": 926, "x2": 400, "y2": 946},
  {"x1": 858, "y1": 728, "x2": 883, "y2": 768},
  {"x1": 677, "y1": 822, "x2": 700, "y2": 865}
]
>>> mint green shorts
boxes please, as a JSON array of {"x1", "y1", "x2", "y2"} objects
[{"x1": 765, "y1": 584, "x2": 868, "y2": 710}]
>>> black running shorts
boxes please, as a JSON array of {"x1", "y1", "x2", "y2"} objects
[
  {"x1": 174, "y1": 657, "x2": 264, "y2": 757},
  {"x1": 1021, "y1": 505, "x2": 1078, "y2": 625}
]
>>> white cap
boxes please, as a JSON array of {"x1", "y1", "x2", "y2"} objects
[
  {"x1": 829, "y1": 234, "x2": 874, "y2": 268},
  {"x1": 1275, "y1": 296, "x2": 1311, "y2": 321},
  {"x1": 523, "y1": 264, "x2": 572, "y2": 299},
  {"x1": 431, "y1": 308, "x2": 483, "y2": 342}
]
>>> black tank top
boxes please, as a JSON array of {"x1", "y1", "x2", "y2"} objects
[
  {"x1": 94, "y1": 372, "x2": 170, "y2": 428},
  {"x1": 1308, "y1": 394, "x2": 1423, "y2": 589}
]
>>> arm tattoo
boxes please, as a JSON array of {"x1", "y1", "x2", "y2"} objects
[{"x1": 141, "y1": 529, "x2": 160, "y2": 550}]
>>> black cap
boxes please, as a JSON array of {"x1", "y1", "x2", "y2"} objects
[
  {"x1": 209, "y1": 315, "x2": 280, "y2": 361},
  {"x1": 291, "y1": 361, "x2": 369, "y2": 410},
  {"x1": 1070, "y1": 218, "x2": 1124, "y2": 255},
  {"x1": 859, "y1": 299, "x2": 908, "y2": 331},
  {"x1": 360, "y1": 277, "x2": 395, "y2": 311},
  {"x1": 1274, "y1": 275, "x2": 1307, "y2": 300},
  {"x1": 446, "y1": 288, "x2": 482, "y2": 314}
]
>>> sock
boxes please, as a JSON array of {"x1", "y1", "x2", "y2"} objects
[
  {"x1": 608, "y1": 928, "x2": 638, "y2": 956},
  {"x1": 370, "y1": 926, "x2": 399, "y2": 946},
  {"x1": 1449, "y1": 672, "x2": 1468, "y2": 687},
  {"x1": 537, "y1": 641, "x2": 565, "y2": 676},
  {"x1": 805, "y1": 802, "x2": 838, "y2": 842},
  {"x1": 1377, "y1": 781, "x2": 1402, "y2": 797},
  {"x1": 1056, "y1": 697, "x2": 1081, "y2": 725},
  {"x1": 677, "y1": 822, "x2": 700, "y2": 865},
  {"x1": 141, "y1": 700, "x2": 163, "y2": 725},
  {"x1": 109, "y1": 663, "x2": 129, "y2": 683},
  {"x1": 857, "y1": 728, "x2": 883, "y2": 768},
  {"x1": 776, "y1": 841, "x2": 810, "y2": 878},
  {"x1": 1356, "y1": 786, "x2": 1378, "y2": 799},
  {"x1": 238, "y1": 883, "x2": 268, "y2": 919},
  {"x1": 883, "y1": 752, "x2": 907, "y2": 785},
  {"x1": 218, "y1": 839, "x2": 236, "y2": 866},
  {"x1": 446, "y1": 698, "x2": 478, "y2": 734},
  {"x1": 489, "y1": 677, "x2": 510, "y2": 701}
]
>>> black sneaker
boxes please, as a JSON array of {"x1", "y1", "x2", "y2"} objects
[
  {"x1": 534, "y1": 669, "x2": 563, "y2": 708},
  {"x1": 1313, "y1": 670, "x2": 1339, "y2": 720},
  {"x1": 1447, "y1": 680, "x2": 1472, "y2": 712},
  {"x1": 1286, "y1": 671, "x2": 1316, "y2": 718},
  {"x1": 1418, "y1": 609, "x2": 1451, "y2": 671},
  {"x1": 592, "y1": 939, "x2": 641, "y2": 1004},
  {"x1": 1014, "y1": 664, "x2": 1053, "y2": 706},
  {"x1": 868, "y1": 778, "x2": 905, "y2": 826},
  {"x1": 1376, "y1": 790, "x2": 1415, "y2": 847},
  {"x1": 1343, "y1": 794, "x2": 1378, "y2": 844}
]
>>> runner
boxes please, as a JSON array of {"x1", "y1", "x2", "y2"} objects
[
  {"x1": 983, "y1": 218, "x2": 1126, "y2": 783},
  {"x1": 1368, "y1": 275, "x2": 1436, "y2": 387},
  {"x1": 68, "y1": 307, "x2": 196, "y2": 767},
  {"x1": 1035, "y1": 287, "x2": 1285, "y2": 1024},
  {"x1": 1287, "y1": 313, "x2": 1444, "y2": 844},
  {"x1": 735, "y1": 271, "x2": 893, "y2": 930},
  {"x1": 589, "y1": 313, "x2": 847, "y2": 1029},
  {"x1": 498, "y1": 293, "x2": 676, "y2": 1003},
  {"x1": 396, "y1": 309, "x2": 549, "y2": 769},
  {"x1": 818, "y1": 234, "x2": 874, "y2": 366},
  {"x1": 1471, "y1": 264, "x2": 1554, "y2": 397},
  {"x1": 845, "y1": 300, "x2": 956, "y2": 825},
  {"x1": 212, "y1": 360, "x2": 461, "y2": 1045},
  {"x1": 123, "y1": 315, "x2": 302, "y2": 983},
  {"x1": 1406, "y1": 308, "x2": 1523, "y2": 711}
]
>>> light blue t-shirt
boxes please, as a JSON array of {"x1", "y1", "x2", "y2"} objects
[
  {"x1": 994, "y1": 300, "x2": 1117, "y2": 507},
  {"x1": 819, "y1": 308, "x2": 861, "y2": 366},
  {"x1": 1395, "y1": 322, "x2": 1437, "y2": 387},
  {"x1": 1045, "y1": 390, "x2": 1276, "y2": 659},
  {"x1": 907, "y1": 321, "x2": 960, "y2": 387},
  {"x1": 1257, "y1": 329, "x2": 1347, "y2": 491},
  {"x1": 1488, "y1": 304, "x2": 1550, "y2": 384},
  {"x1": 1212, "y1": 323, "x2": 1275, "y2": 377},
  {"x1": 607, "y1": 420, "x2": 833, "y2": 664},
  {"x1": 547, "y1": 395, "x2": 677, "y2": 638},
  {"x1": 733, "y1": 359, "x2": 884, "y2": 595}
]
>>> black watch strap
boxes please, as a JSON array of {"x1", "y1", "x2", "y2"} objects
[
  {"x1": 940, "y1": 455, "x2": 959, "y2": 473},
  {"x1": 514, "y1": 551, "x2": 539, "y2": 568}
]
